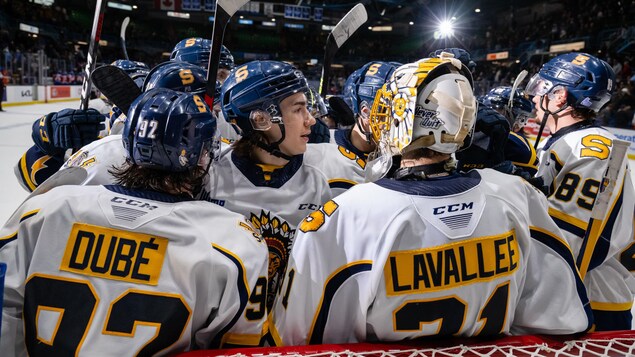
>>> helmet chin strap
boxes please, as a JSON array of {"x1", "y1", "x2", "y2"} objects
[
  {"x1": 253, "y1": 123, "x2": 294, "y2": 161},
  {"x1": 533, "y1": 93, "x2": 570, "y2": 150}
]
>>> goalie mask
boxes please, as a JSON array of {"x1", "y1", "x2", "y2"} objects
[{"x1": 369, "y1": 57, "x2": 477, "y2": 155}]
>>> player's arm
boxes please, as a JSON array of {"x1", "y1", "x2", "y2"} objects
[
  {"x1": 511, "y1": 183, "x2": 592, "y2": 335},
  {"x1": 506, "y1": 132, "x2": 538, "y2": 176},
  {"x1": 194, "y1": 217, "x2": 270, "y2": 349},
  {"x1": 14, "y1": 109, "x2": 106, "y2": 192},
  {"x1": 14, "y1": 145, "x2": 65, "y2": 192},
  {"x1": 271, "y1": 200, "x2": 371, "y2": 346}
]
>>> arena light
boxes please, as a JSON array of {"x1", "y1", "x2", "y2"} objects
[
  {"x1": 167, "y1": 11, "x2": 190, "y2": 19},
  {"x1": 370, "y1": 26, "x2": 393, "y2": 32},
  {"x1": 437, "y1": 20, "x2": 454, "y2": 38},
  {"x1": 108, "y1": 2, "x2": 132, "y2": 11}
]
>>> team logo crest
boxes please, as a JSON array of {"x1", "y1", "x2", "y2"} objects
[
  {"x1": 249, "y1": 210, "x2": 295, "y2": 309},
  {"x1": 415, "y1": 105, "x2": 444, "y2": 129},
  {"x1": 178, "y1": 149, "x2": 189, "y2": 166}
]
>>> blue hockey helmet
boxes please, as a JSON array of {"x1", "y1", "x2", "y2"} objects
[
  {"x1": 143, "y1": 61, "x2": 208, "y2": 97},
  {"x1": 429, "y1": 48, "x2": 476, "y2": 72},
  {"x1": 482, "y1": 86, "x2": 535, "y2": 131},
  {"x1": 220, "y1": 60, "x2": 309, "y2": 137},
  {"x1": 170, "y1": 37, "x2": 235, "y2": 70},
  {"x1": 525, "y1": 52, "x2": 615, "y2": 113},
  {"x1": 342, "y1": 61, "x2": 400, "y2": 116},
  {"x1": 123, "y1": 88, "x2": 216, "y2": 171},
  {"x1": 112, "y1": 59, "x2": 150, "y2": 89}
]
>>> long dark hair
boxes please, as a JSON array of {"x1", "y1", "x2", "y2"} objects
[{"x1": 109, "y1": 159, "x2": 208, "y2": 197}]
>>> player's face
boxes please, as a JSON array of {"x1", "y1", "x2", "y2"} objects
[
  {"x1": 217, "y1": 68, "x2": 230, "y2": 84},
  {"x1": 276, "y1": 92, "x2": 315, "y2": 156}
]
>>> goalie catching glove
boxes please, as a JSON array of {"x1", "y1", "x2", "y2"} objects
[{"x1": 32, "y1": 108, "x2": 106, "y2": 156}]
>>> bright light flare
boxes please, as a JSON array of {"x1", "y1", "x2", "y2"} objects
[{"x1": 434, "y1": 20, "x2": 454, "y2": 39}]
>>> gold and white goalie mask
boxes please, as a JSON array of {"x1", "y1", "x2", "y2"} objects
[{"x1": 369, "y1": 56, "x2": 477, "y2": 155}]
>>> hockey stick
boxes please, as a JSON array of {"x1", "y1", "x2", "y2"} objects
[
  {"x1": 120, "y1": 16, "x2": 130, "y2": 60},
  {"x1": 80, "y1": 0, "x2": 107, "y2": 110},
  {"x1": 91, "y1": 65, "x2": 141, "y2": 114},
  {"x1": 577, "y1": 139, "x2": 630, "y2": 279},
  {"x1": 507, "y1": 70, "x2": 527, "y2": 115},
  {"x1": 204, "y1": 0, "x2": 250, "y2": 107},
  {"x1": 319, "y1": 3, "x2": 368, "y2": 97}
]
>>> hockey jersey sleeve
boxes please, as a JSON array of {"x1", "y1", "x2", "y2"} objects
[
  {"x1": 505, "y1": 132, "x2": 538, "y2": 176},
  {"x1": 14, "y1": 145, "x2": 65, "y2": 192},
  {"x1": 270, "y1": 199, "x2": 373, "y2": 346},
  {"x1": 511, "y1": 181, "x2": 592, "y2": 335},
  {"x1": 195, "y1": 219, "x2": 270, "y2": 349},
  {"x1": 0, "y1": 192, "x2": 48, "y2": 355}
]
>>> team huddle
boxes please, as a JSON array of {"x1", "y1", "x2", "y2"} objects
[{"x1": 1, "y1": 34, "x2": 634, "y2": 356}]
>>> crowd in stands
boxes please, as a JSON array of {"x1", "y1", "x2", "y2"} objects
[{"x1": 0, "y1": 0, "x2": 634, "y2": 128}]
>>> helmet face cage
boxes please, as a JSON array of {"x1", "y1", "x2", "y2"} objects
[
  {"x1": 124, "y1": 88, "x2": 217, "y2": 172},
  {"x1": 143, "y1": 61, "x2": 208, "y2": 97},
  {"x1": 369, "y1": 58, "x2": 477, "y2": 154},
  {"x1": 219, "y1": 45, "x2": 235, "y2": 70},
  {"x1": 525, "y1": 52, "x2": 615, "y2": 113},
  {"x1": 220, "y1": 60, "x2": 309, "y2": 137}
]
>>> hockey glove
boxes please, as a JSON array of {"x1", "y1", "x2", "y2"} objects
[
  {"x1": 308, "y1": 116, "x2": 332, "y2": 143},
  {"x1": 32, "y1": 108, "x2": 105, "y2": 156},
  {"x1": 456, "y1": 105, "x2": 510, "y2": 171}
]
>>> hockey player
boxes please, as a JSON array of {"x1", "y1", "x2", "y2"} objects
[
  {"x1": 204, "y1": 60, "x2": 367, "y2": 309},
  {"x1": 481, "y1": 86, "x2": 539, "y2": 175},
  {"x1": 270, "y1": 57, "x2": 592, "y2": 345},
  {"x1": 14, "y1": 59, "x2": 149, "y2": 192},
  {"x1": 170, "y1": 37, "x2": 235, "y2": 82},
  {"x1": 335, "y1": 61, "x2": 400, "y2": 157},
  {"x1": 0, "y1": 88, "x2": 269, "y2": 355},
  {"x1": 170, "y1": 37, "x2": 239, "y2": 142},
  {"x1": 431, "y1": 48, "x2": 541, "y2": 188},
  {"x1": 525, "y1": 52, "x2": 635, "y2": 331},
  {"x1": 0, "y1": 89, "x2": 267, "y2": 356}
]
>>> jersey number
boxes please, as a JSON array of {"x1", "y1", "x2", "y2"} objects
[
  {"x1": 24, "y1": 274, "x2": 190, "y2": 356},
  {"x1": 393, "y1": 282, "x2": 509, "y2": 336},
  {"x1": 553, "y1": 172, "x2": 600, "y2": 210},
  {"x1": 137, "y1": 119, "x2": 159, "y2": 139}
]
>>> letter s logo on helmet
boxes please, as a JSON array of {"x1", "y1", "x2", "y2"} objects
[{"x1": 525, "y1": 52, "x2": 615, "y2": 113}]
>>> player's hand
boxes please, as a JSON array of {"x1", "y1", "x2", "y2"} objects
[
  {"x1": 32, "y1": 108, "x2": 105, "y2": 155},
  {"x1": 456, "y1": 105, "x2": 510, "y2": 170},
  {"x1": 493, "y1": 160, "x2": 549, "y2": 195}
]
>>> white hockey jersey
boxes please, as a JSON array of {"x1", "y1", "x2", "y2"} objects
[
  {"x1": 536, "y1": 123, "x2": 635, "y2": 319},
  {"x1": 0, "y1": 184, "x2": 269, "y2": 356},
  {"x1": 62, "y1": 134, "x2": 128, "y2": 185},
  {"x1": 271, "y1": 169, "x2": 592, "y2": 345}
]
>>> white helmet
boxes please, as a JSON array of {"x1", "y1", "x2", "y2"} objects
[{"x1": 369, "y1": 55, "x2": 477, "y2": 154}]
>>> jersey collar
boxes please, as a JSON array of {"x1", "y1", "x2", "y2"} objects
[
  {"x1": 105, "y1": 185, "x2": 195, "y2": 203},
  {"x1": 374, "y1": 170, "x2": 481, "y2": 196},
  {"x1": 231, "y1": 151, "x2": 304, "y2": 188},
  {"x1": 334, "y1": 129, "x2": 368, "y2": 161},
  {"x1": 542, "y1": 119, "x2": 597, "y2": 150}
]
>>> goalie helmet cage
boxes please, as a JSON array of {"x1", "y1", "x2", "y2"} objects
[{"x1": 175, "y1": 330, "x2": 635, "y2": 357}]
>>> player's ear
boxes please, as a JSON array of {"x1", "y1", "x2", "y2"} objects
[{"x1": 549, "y1": 85, "x2": 568, "y2": 106}]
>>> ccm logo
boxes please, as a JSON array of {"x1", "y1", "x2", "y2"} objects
[
  {"x1": 298, "y1": 203, "x2": 320, "y2": 211},
  {"x1": 433, "y1": 202, "x2": 473, "y2": 215}
]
